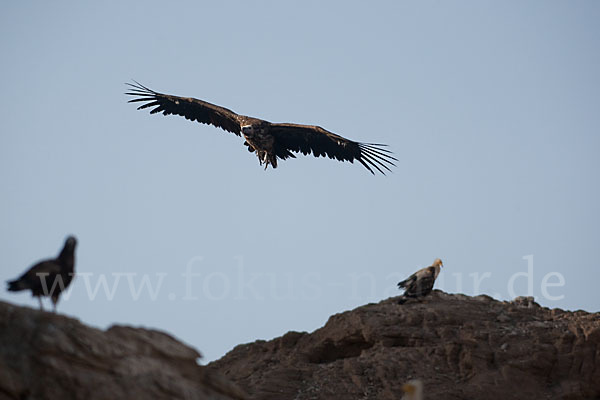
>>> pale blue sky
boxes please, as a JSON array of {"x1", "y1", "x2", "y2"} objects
[{"x1": 1, "y1": 1, "x2": 599, "y2": 362}]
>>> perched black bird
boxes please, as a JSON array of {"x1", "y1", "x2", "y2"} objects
[
  {"x1": 125, "y1": 82, "x2": 397, "y2": 174},
  {"x1": 397, "y1": 258, "x2": 443, "y2": 304},
  {"x1": 7, "y1": 236, "x2": 77, "y2": 312}
]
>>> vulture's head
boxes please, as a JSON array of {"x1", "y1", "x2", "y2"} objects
[
  {"x1": 64, "y1": 236, "x2": 78, "y2": 250},
  {"x1": 401, "y1": 379, "x2": 423, "y2": 400},
  {"x1": 241, "y1": 125, "x2": 255, "y2": 137},
  {"x1": 433, "y1": 258, "x2": 443, "y2": 268}
]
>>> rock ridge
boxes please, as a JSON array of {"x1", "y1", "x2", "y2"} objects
[
  {"x1": 208, "y1": 291, "x2": 600, "y2": 400},
  {"x1": 0, "y1": 301, "x2": 247, "y2": 400}
]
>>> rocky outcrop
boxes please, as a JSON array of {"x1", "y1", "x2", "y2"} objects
[
  {"x1": 2, "y1": 292, "x2": 598, "y2": 400},
  {"x1": 0, "y1": 301, "x2": 246, "y2": 400},
  {"x1": 208, "y1": 291, "x2": 600, "y2": 400}
]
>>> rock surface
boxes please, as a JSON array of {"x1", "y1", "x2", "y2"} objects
[
  {"x1": 207, "y1": 291, "x2": 600, "y2": 400},
  {"x1": 0, "y1": 301, "x2": 246, "y2": 400},
  {"x1": 2, "y1": 292, "x2": 599, "y2": 400}
]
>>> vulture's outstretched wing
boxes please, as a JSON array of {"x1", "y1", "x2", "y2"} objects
[
  {"x1": 125, "y1": 81, "x2": 242, "y2": 135},
  {"x1": 269, "y1": 123, "x2": 397, "y2": 175}
]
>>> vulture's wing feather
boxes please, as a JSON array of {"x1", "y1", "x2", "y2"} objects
[
  {"x1": 269, "y1": 123, "x2": 397, "y2": 175},
  {"x1": 125, "y1": 82, "x2": 242, "y2": 135},
  {"x1": 403, "y1": 266, "x2": 437, "y2": 296},
  {"x1": 407, "y1": 275, "x2": 436, "y2": 296},
  {"x1": 9, "y1": 260, "x2": 61, "y2": 292},
  {"x1": 398, "y1": 272, "x2": 419, "y2": 288}
]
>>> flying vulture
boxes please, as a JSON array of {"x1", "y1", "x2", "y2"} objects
[
  {"x1": 125, "y1": 82, "x2": 396, "y2": 174},
  {"x1": 397, "y1": 258, "x2": 443, "y2": 304},
  {"x1": 7, "y1": 236, "x2": 77, "y2": 312}
]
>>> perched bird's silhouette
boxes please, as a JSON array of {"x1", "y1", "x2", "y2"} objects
[
  {"x1": 397, "y1": 258, "x2": 443, "y2": 304},
  {"x1": 125, "y1": 82, "x2": 396, "y2": 174},
  {"x1": 7, "y1": 236, "x2": 77, "y2": 312}
]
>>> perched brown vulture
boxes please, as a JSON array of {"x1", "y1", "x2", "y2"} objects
[
  {"x1": 6, "y1": 236, "x2": 77, "y2": 312},
  {"x1": 125, "y1": 82, "x2": 396, "y2": 174},
  {"x1": 397, "y1": 258, "x2": 443, "y2": 304}
]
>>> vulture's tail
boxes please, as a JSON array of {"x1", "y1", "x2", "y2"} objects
[{"x1": 7, "y1": 279, "x2": 25, "y2": 292}]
